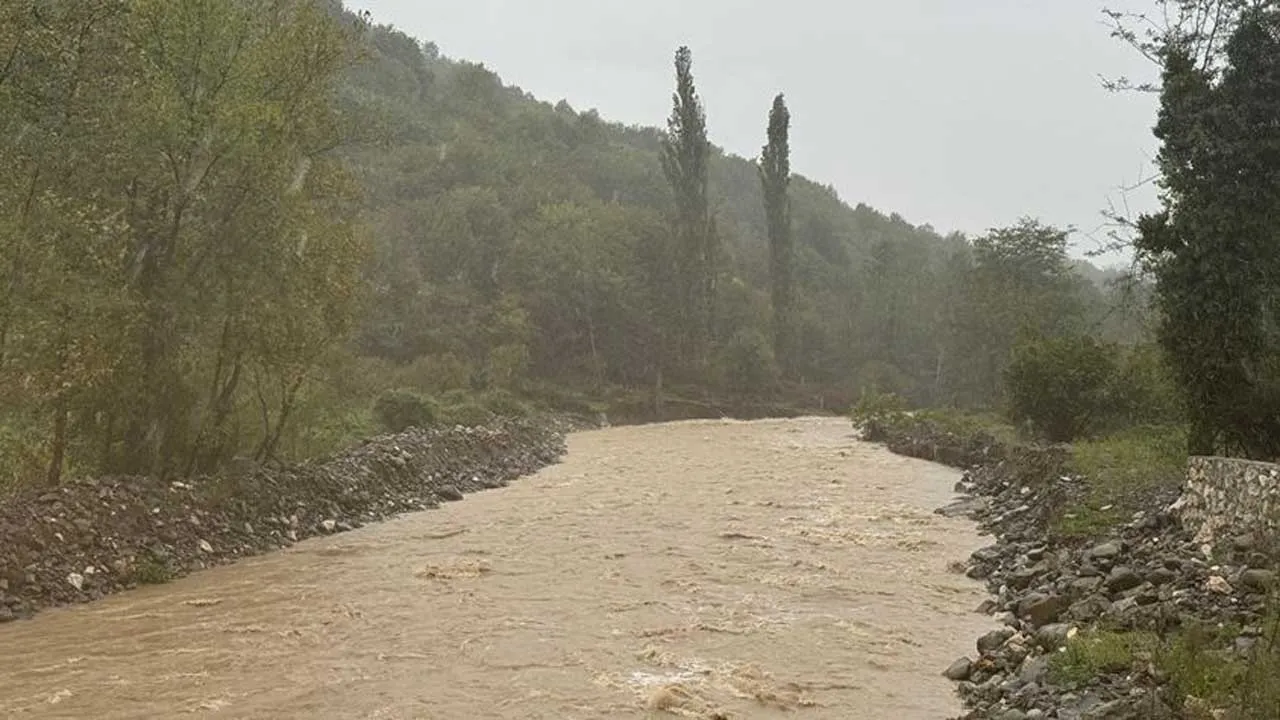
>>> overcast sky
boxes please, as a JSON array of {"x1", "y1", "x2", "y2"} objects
[{"x1": 347, "y1": 1, "x2": 1162, "y2": 263}]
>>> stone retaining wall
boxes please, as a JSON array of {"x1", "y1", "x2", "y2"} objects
[{"x1": 1176, "y1": 456, "x2": 1280, "y2": 544}]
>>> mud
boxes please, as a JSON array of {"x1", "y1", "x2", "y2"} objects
[{"x1": 0, "y1": 417, "x2": 994, "y2": 719}]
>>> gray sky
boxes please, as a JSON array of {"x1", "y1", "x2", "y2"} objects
[{"x1": 348, "y1": 1, "x2": 1162, "y2": 263}]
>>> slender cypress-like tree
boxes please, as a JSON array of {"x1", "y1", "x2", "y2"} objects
[
  {"x1": 660, "y1": 46, "x2": 717, "y2": 369},
  {"x1": 759, "y1": 93, "x2": 794, "y2": 376}
]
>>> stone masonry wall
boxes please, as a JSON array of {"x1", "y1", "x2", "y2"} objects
[{"x1": 1176, "y1": 456, "x2": 1280, "y2": 544}]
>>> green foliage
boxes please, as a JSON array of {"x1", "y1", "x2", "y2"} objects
[
  {"x1": 0, "y1": 0, "x2": 367, "y2": 482},
  {"x1": 715, "y1": 328, "x2": 780, "y2": 396},
  {"x1": 1050, "y1": 630, "x2": 1156, "y2": 685},
  {"x1": 373, "y1": 389, "x2": 439, "y2": 433},
  {"x1": 1056, "y1": 424, "x2": 1188, "y2": 538},
  {"x1": 947, "y1": 219, "x2": 1090, "y2": 407},
  {"x1": 1051, "y1": 606, "x2": 1280, "y2": 718},
  {"x1": 1004, "y1": 332, "x2": 1118, "y2": 442},
  {"x1": 759, "y1": 93, "x2": 795, "y2": 376},
  {"x1": 480, "y1": 389, "x2": 532, "y2": 418},
  {"x1": 1108, "y1": 344, "x2": 1184, "y2": 429},
  {"x1": 660, "y1": 46, "x2": 718, "y2": 372},
  {"x1": 849, "y1": 390, "x2": 910, "y2": 429},
  {"x1": 1134, "y1": 6, "x2": 1280, "y2": 458}
]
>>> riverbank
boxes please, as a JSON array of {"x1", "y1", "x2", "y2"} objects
[
  {"x1": 863, "y1": 413, "x2": 1279, "y2": 720},
  {"x1": 0, "y1": 419, "x2": 567, "y2": 622}
]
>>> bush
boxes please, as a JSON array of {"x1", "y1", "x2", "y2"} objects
[
  {"x1": 480, "y1": 388, "x2": 532, "y2": 418},
  {"x1": 439, "y1": 400, "x2": 494, "y2": 428},
  {"x1": 850, "y1": 390, "x2": 909, "y2": 429},
  {"x1": 715, "y1": 328, "x2": 779, "y2": 396},
  {"x1": 372, "y1": 389, "x2": 438, "y2": 433},
  {"x1": 1004, "y1": 332, "x2": 1118, "y2": 442},
  {"x1": 1108, "y1": 344, "x2": 1184, "y2": 429}
]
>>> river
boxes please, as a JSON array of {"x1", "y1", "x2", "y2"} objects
[{"x1": 0, "y1": 417, "x2": 994, "y2": 719}]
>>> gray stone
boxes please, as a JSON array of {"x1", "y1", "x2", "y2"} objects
[
  {"x1": 1105, "y1": 566, "x2": 1142, "y2": 593},
  {"x1": 1008, "y1": 565, "x2": 1044, "y2": 590},
  {"x1": 1240, "y1": 569, "x2": 1276, "y2": 592},
  {"x1": 978, "y1": 628, "x2": 1016, "y2": 654},
  {"x1": 1034, "y1": 622, "x2": 1072, "y2": 650},
  {"x1": 1018, "y1": 593, "x2": 1065, "y2": 628},
  {"x1": 1019, "y1": 654, "x2": 1051, "y2": 684},
  {"x1": 1069, "y1": 576, "x2": 1104, "y2": 597},
  {"x1": 1088, "y1": 541, "x2": 1123, "y2": 561},
  {"x1": 1067, "y1": 594, "x2": 1113, "y2": 622},
  {"x1": 437, "y1": 485, "x2": 464, "y2": 502},
  {"x1": 1146, "y1": 567, "x2": 1177, "y2": 586},
  {"x1": 943, "y1": 656, "x2": 973, "y2": 681}
]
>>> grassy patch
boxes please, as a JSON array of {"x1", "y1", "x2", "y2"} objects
[
  {"x1": 131, "y1": 552, "x2": 174, "y2": 585},
  {"x1": 1054, "y1": 424, "x2": 1187, "y2": 539},
  {"x1": 1050, "y1": 630, "x2": 1157, "y2": 685}
]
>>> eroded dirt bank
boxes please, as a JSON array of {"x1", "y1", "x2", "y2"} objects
[{"x1": 0, "y1": 417, "x2": 994, "y2": 719}]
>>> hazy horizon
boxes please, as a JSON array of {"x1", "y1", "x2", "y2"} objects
[{"x1": 347, "y1": 1, "x2": 1163, "y2": 265}]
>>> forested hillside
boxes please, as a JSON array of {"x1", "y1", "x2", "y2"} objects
[
  {"x1": 338, "y1": 10, "x2": 1150, "y2": 404},
  {"x1": 0, "y1": 0, "x2": 1152, "y2": 487}
]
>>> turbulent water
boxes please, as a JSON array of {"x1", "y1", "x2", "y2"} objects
[{"x1": 0, "y1": 417, "x2": 995, "y2": 719}]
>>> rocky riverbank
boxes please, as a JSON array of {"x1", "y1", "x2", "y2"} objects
[
  {"x1": 0, "y1": 419, "x2": 567, "y2": 622},
  {"x1": 865, "y1": 416, "x2": 1279, "y2": 720}
]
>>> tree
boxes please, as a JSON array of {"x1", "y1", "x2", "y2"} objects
[
  {"x1": 759, "y1": 93, "x2": 795, "y2": 377},
  {"x1": 1131, "y1": 6, "x2": 1280, "y2": 458},
  {"x1": 947, "y1": 219, "x2": 1086, "y2": 406},
  {"x1": 1004, "y1": 331, "x2": 1118, "y2": 442},
  {"x1": 660, "y1": 46, "x2": 718, "y2": 373}
]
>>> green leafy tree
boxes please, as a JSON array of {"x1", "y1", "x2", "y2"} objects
[
  {"x1": 1004, "y1": 332, "x2": 1118, "y2": 442},
  {"x1": 759, "y1": 93, "x2": 795, "y2": 377}
]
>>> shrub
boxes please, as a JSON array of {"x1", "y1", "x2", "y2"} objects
[
  {"x1": 715, "y1": 328, "x2": 780, "y2": 396},
  {"x1": 372, "y1": 389, "x2": 438, "y2": 433},
  {"x1": 440, "y1": 400, "x2": 494, "y2": 428},
  {"x1": 850, "y1": 390, "x2": 909, "y2": 429},
  {"x1": 481, "y1": 388, "x2": 532, "y2": 418},
  {"x1": 1004, "y1": 332, "x2": 1118, "y2": 442}
]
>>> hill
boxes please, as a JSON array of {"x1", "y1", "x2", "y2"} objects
[{"x1": 336, "y1": 10, "x2": 1142, "y2": 412}]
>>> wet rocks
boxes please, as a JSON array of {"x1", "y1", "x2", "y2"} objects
[
  {"x1": 869, "y1": 418, "x2": 1277, "y2": 720},
  {"x1": 946, "y1": 657, "x2": 975, "y2": 681},
  {"x1": 0, "y1": 418, "x2": 567, "y2": 621}
]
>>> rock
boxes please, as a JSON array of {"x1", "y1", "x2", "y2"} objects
[
  {"x1": 996, "y1": 710, "x2": 1029, "y2": 720},
  {"x1": 1205, "y1": 576, "x2": 1233, "y2": 595},
  {"x1": 1088, "y1": 541, "x2": 1123, "y2": 561},
  {"x1": 1081, "y1": 698, "x2": 1135, "y2": 719},
  {"x1": 66, "y1": 572, "x2": 84, "y2": 590},
  {"x1": 1068, "y1": 595, "x2": 1113, "y2": 623},
  {"x1": 0, "y1": 605, "x2": 13, "y2": 623},
  {"x1": 1019, "y1": 654, "x2": 1051, "y2": 684},
  {"x1": 1069, "y1": 576, "x2": 1104, "y2": 597},
  {"x1": 1018, "y1": 593, "x2": 1065, "y2": 628},
  {"x1": 944, "y1": 657, "x2": 974, "y2": 681},
  {"x1": 1009, "y1": 565, "x2": 1044, "y2": 590},
  {"x1": 1034, "y1": 623, "x2": 1072, "y2": 651},
  {"x1": 437, "y1": 485, "x2": 465, "y2": 502},
  {"x1": 1105, "y1": 566, "x2": 1143, "y2": 594},
  {"x1": 978, "y1": 628, "x2": 1016, "y2": 654},
  {"x1": 1240, "y1": 569, "x2": 1276, "y2": 592},
  {"x1": 321, "y1": 519, "x2": 337, "y2": 533},
  {"x1": 1146, "y1": 567, "x2": 1177, "y2": 586},
  {"x1": 198, "y1": 539, "x2": 213, "y2": 554}
]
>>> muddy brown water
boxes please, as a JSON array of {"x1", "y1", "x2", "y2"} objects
[{"x1": 0, "y1": 417, "x2": 995, "y2": 719}]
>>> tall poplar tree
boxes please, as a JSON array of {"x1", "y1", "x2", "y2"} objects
[
  {"x1": 759, "y1": 93, "x2": 794, "y2": 376},
  {"x1": 660, "y1": 46, "x2": 717, "y2": 370}
]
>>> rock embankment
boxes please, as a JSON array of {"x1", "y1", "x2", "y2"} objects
[
  {"x1": 0, "y1": 419, "x2": 566, "y2": 622},
  {"x1": 865, "y1": 417, "x2": 1278, "y2": 720}
]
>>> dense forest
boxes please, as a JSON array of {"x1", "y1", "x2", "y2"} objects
[{"x1": 0, "y1": 0, "x2": 1195, "y2": 487}]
